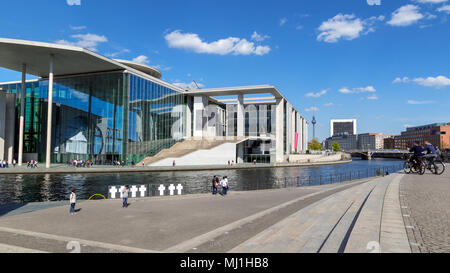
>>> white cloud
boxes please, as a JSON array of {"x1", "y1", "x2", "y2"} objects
[
  {"x1": 172, "y1": 81, "x2": 205, "y2": 90},
  {"x1": 69, "y1": 25, "x2": 86, "y2": 31},
  {"x1": 324, "y1": 102, "x2": 334, "y2": 107},
  {"x1": 251, "y1": 31, "x2": 270, "y2": 42},
  {"x1": 339, "y1": 86, "x2": 376, "y2": 94},
  {"x1": 437, "y1": 5, "x2": 450, "y2": 13},
  {"x1": 164, "y1": 30, "x2": 271, "y2": 56},
  {"x1": 367, "y1": 94, "x2": 379, "y2": 100},
  {"x1": 387, "y1": 5, "x2": 424, "y2": 26},
  {"x1": 131, "y1": 55, "x2": 150, "y2": 65},
  {"x1": 317, "y1": 14, "x2": 364, "y2": 43},
  {"x1": 106, "y1": 48, "x2": 131, "y2": 58},
  {"x1": 413, "y1": 75, "x2": 450, "y2": 88},
  {"x1": 55, "y1": 33, "x2": 108, "y2": 51},
  {"x1": 367, "y1": 0, "x2": 381, "y2": 6},
  {"x1": 305, "y1": 107, "x2": 319, "y2": 112},
  {"x1": 414, "y1": 0, "x2": 447, "y2": 4},
  {"x1": 393, "y1": 76, "x2": 410, "y2": 83},
  {"x1": 305, "y1": 89, "x2": 327, "y2": 98},
  {"x1": 317, "y1": 14, "x2": 384, "y2": 43},
  {"x1": 407, "y1": 100, "x2": 435, "y2": 104},
  {"x1": 280, "y1": 18, "x2": 288, "y2": 26},
  {"x1": 66, "y1": 0, "x2": 81, "y2": 6}
]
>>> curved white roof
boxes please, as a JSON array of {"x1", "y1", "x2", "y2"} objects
[{"x1": 114, "y1": 59, "x2": 162, "y2": 79}]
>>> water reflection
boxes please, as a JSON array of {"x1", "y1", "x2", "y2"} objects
[{"x1": 0, "y1": 159, "x2": 402, "y2": 205}]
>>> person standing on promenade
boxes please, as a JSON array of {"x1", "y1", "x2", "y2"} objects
[
  {"x1": 12, "y1": 159, "x2": 16, "y2": 168},
  {"x1": 212, "y1": 176, "x2": 218, "y2": 195},
  {"x1": 122, "y1": 185, "x2": 130, "y2": 208},
  {"x1": 220, "y1": 176, "x2": 229, "y2": 196},
  {"x1": 69, "y1": 189, "x2": 77, "y2": 215}
]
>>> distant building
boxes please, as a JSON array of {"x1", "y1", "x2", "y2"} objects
[
  {"x1": 324, "y1": 134, "x2": 358, "y2": 151},
  {"x1": 384, "y1": 136, "x2": 396, "y2": 150},
  {"x1": 330, "y1": 119, "x2": 357, "y2": 137},
  {"x1": 325, "y1": 133, "x2": 396, "y2": 151},
  {"x1": 395, "y1": 123, "x2": 450, "y2": 149}
]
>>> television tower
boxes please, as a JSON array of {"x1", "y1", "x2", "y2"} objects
[{"x1": 311, "y1": 110, "x2": 317, "y2": 140}]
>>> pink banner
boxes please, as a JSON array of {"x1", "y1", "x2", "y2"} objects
[{"x1": 295, "y1": 132, "x2": 299, "y2": 151}]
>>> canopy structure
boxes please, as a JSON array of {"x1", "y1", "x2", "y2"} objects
[{"x1": 0, "y1": 38, "x2": 162, "y2": 79}]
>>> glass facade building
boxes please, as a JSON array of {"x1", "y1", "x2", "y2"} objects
[{"x1": 0, "y1": 72, "x2": 186, "y2": 164}]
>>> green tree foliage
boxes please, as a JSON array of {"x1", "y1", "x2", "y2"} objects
[
  {"x1": 308, "y1": 138, "x2": 323, "y2": 151},
  {"x1": 331, "y1": 141, "x2": 341, "y2": 152}
]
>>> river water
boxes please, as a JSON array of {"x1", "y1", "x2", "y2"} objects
[{"x1": 0, "y1": 158, "x2": 403, "y2": 205}]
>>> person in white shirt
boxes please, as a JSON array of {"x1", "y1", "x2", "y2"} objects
[
  {"x1": 122, "y1": 185, "x2": 130, "y2": 208},
  {"x1": 69, "y1": 189, "x2": 77, "y2": 215},
  {"x1": 220, "y1": 176, "x2": 229, "y2": 196}
]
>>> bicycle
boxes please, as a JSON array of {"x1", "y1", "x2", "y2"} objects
[
  {"x1": 404, "y1": 154, "x2": 424, "y2": 174},
  {"x1": 418, "y1": 156, "x2": 446, "y2": 175}
]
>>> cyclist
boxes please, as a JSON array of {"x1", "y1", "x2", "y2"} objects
[
  {"x1": 423, "y1": 141, "x2": 438, "y2": 166},
  {"x1": 409, "y1": 142, "x2": 423, "y2": 167}
]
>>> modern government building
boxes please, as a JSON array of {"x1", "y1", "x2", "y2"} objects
[{"x1": 0, "y1": 38, "x2": 309, "y2": 168}]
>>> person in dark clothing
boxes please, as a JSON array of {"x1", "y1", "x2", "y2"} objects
[
  {"x1": 423, "y1": 141, "x2": 438, "y2": 164},
  {"x1": 212, "y1": 176, "x2": 218, "y2": 195},
  {"x1": 409, "y1": 142, "x2": 423, "y2": 167}
]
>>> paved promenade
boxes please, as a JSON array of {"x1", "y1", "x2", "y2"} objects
[
  {"x1": 0, "y1": 160, "x2": 351, "y2": 175},
  {"x1": 0, "y1": 171, "x2": 446, "y2": 253},
  {"x1": 400, "y1": 171, "x2": 450, "y2": 253}
]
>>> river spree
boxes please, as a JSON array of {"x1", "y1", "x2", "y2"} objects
[{"x1": 0, "y1": 158, "x2": 403, "y2": 205}]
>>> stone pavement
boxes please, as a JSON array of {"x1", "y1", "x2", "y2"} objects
[
  {"x1": 0, "y1": 160, "x2": 350, "y2": 175},
  {"x1": 399, "y1": 170, "x2": 450, "y2": 253},
  {"x1": 230, "y1": 174, "x2": 411, "y2": 253},
  {"x1": 1, "y1": 171, "x2": 442, "y2": 253},
  {"x1": 0, "y1": 180, "x2": 365, "y2": 253}
]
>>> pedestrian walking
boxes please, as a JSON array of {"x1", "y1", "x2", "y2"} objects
[
  {"x1": 220, "y1": 176, "x2": 229, "y2": 196},
  {"x1": 12, "y1": 159, "x2": 16, "y2": 168},
  {"x1": 122, "y1": 185, "x2": 130, "y2": 208},
  {"x1": 212, "y1": 176, "x2": 218, "y2": 195},
  {"x1": 69, "y1": 189, "x2": 77, "y2": 215}
]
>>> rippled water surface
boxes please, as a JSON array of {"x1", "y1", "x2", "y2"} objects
[{"x1": 0, "y1": 158, "x2": 403, "y2": 205}]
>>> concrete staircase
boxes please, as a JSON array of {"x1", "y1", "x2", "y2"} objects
[{"x1": 139, "y1": 139, "x2": 239, "y2": 166}]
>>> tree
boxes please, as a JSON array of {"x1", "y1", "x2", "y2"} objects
[
  {"x1": 308, "y1": 138, "x2": 323, "y2": 151},
  {"x1": 331, "y1": 142, "x2": 341, "y2": 152}
]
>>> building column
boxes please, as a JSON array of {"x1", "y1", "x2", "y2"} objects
[
  {"x1": 236, "y1": 94, "x2": 244, "y2": 138},
  {"x1": 185, "y1": 96, "x2": 192, "y2": 139},
  {"x1": 18, "y1": 64, "x2": 26, "y2": 166},
  {"x1": 193, "y1": 96, "x2": 207, "y2": 139},
  {"x1": 0, "y1": 92, "x2": 5, "y2": 161},
  {"x1": 276, "y1": 98, "x2": 284, "y2": 162},
  {"x1": 45, "y1": 55, "x2": 54, "y2": 169},
  {"x1": 5, "y1": 93, "x2": 16, "y2": 163}
]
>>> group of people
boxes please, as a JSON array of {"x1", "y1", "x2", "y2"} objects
[
  {"x1": 27, "y1": 160, "x2": 38, "y2": 168},
  {"x1": 212, "y1": 176, "x2": 230, "y2": 196},
  {"x1": 0, "y1": 159, "x2": 16, "y2": 168},
  {"x1": 69, "y1": 185, "x2": 131, "y2": 215},
  {"x1": 409, "y1": 140, "x2": 441, "y2": 166},
  {"x1": 69, "y1": 159, "x2": 93, "y2": 168}
]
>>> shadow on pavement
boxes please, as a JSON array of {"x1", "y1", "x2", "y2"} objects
[{"x1": 0, "y1": 203, "x2": 28, "y2": 217}]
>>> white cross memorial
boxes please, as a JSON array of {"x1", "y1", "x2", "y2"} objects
[
  {"x1": 119, "y1": 186, "x2": 125, "y2": 198},
  {"x1": 139, "y1": 185, "x2": 147, "y2": 197},
  {"x1": 130, "y1": 186, "x2": 138, "y2": 198},
  {"x1": 176, "y1": 184, "x2": 183, "y2": 195},
  {"x1": 109, "y1": 186, "x2": 118, "y2": 199},
  {"x1": 168, "y1": 184, "x2": 175, "y2": 196},
  {"x1": 158, "y1": 185, "x2": 166, "y2": 196}
]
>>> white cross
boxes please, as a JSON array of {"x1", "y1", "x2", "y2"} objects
[
  {"x1": 168, "y1": 184, "x2": 175, "y2": 196},
  {"x1": 158, "y1": 185, "x2": 166, "y2": 196},
  {"x1": 119, "y1": 186, "x2": 125, "y2": 198},
  {"x1": 109, "y1": 186, "x2": 118, "y2": 199},
  {"x1": 139, "y1": 185, "x2": 147, "y2": 197},
  {"x1": 176, "y1": 184, "x2": 183, "y2": 195},
  {"x1": 130, "y1": 186, "x2": 138, "y2": 198}
]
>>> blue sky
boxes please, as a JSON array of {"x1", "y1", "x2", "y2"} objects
[{"x1": 1, "y1": 0, "x2": 449, "y2": 141}]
